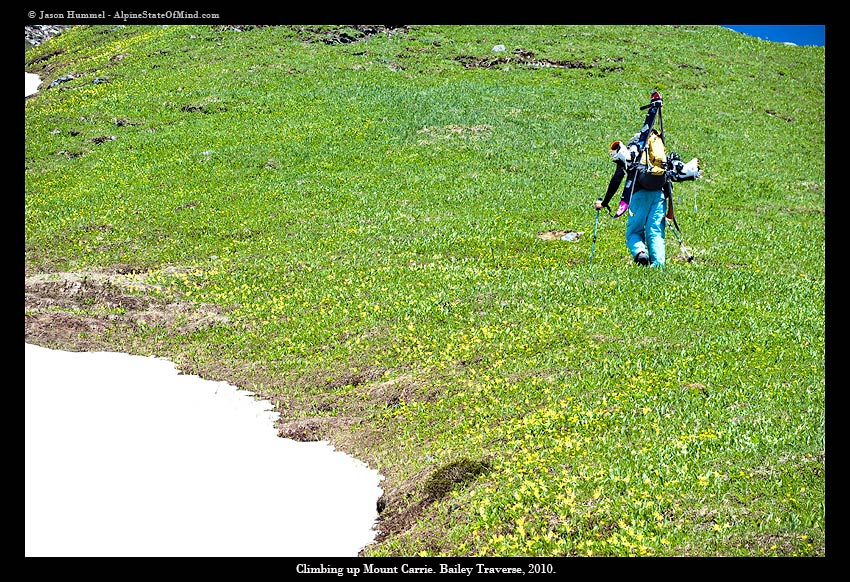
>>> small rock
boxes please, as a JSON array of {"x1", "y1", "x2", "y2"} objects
[
  {"x1": 49, "y1": 74, "x2": 75, "y2": 88},
  {"x1": 560, "y1": 231, "x2": 584, "y2": 242}
]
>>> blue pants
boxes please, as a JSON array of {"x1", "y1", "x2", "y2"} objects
[{"x1": 626, "y1": 188, "x2": 666, "y2": 267}]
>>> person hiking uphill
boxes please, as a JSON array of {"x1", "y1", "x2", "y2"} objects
[{"x1": 594, "y1": 92, "x2": 701, "y2": 267}]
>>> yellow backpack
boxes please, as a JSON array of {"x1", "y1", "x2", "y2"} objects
[{"x1": 635, "y1": 129, "x2": 668, "y2": 189}]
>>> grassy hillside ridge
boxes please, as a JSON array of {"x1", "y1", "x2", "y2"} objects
[{"x1": 25, "y1": 25, "x2": 824, "y2": 557}]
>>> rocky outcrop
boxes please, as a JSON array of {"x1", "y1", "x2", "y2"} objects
[{"x1": 25, "y1": 25, "x2": 67, "y2": 47}]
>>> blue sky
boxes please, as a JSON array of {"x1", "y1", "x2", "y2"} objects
[{"x1": 721, "y1": 25, "x2": 825, "y2": 46}]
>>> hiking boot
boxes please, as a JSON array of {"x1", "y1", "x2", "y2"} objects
[{"x1": 634, "y1": 251, "x2": 649, "y2": 266}]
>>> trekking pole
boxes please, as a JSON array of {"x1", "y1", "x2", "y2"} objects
[
  {"x1": 667, "y1": 218, "x2": 693, "y2": 262},
  {"x1": 693, "y1": 179, "x2": 698, "y2": 213},
  {"x1": 589, "y1": 208, "x2": 600, "y2": 265}
]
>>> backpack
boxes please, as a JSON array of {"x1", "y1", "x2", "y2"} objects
[{"x1": 634, "y1": 129, "x2": 668, "y2": 191}]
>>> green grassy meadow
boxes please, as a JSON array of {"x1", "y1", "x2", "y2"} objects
[{"x1": 24, "y1": 25, "x2": 825, "y2": 557}]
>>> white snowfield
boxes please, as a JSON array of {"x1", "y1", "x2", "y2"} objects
[
  {"x1": 25, "y1": 344, "x2": 383, "y2": 557},
  {"x1": 26, "y1": 72, "x2": 40, "y2": 96}
]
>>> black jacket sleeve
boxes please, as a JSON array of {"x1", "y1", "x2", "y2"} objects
[{"x1": 601, "y1": 162, "x2": 626, "y2": 208}]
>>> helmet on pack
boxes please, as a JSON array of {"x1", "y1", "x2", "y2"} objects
[{"x1": 608, "y1": 140, "x2": 633, "y2": 164}]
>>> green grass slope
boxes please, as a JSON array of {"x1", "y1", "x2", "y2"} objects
[{"x1": 25, "y1": 24, "x2": 825, "y2": 557}]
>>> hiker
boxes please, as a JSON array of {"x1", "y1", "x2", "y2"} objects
[{"x1": 594, "y1": 92, "x2": 701, "y2": 267}]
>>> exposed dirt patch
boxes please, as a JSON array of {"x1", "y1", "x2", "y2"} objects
[
  {"x1": 275, "y1": 371, "x2": 436, "y2": 444},
  {"x1": 277, "y1": 416, "x2": 362, "y2": 442},
  {"x1": 25, "y1": 48, "x2": 65, "y2": 68},
  {"x1": 683, "y1": 382, "x2": 708, "y2": 395},
  {"x1": 325, "y1": 365, "x2": 388, "y2": 391},
  {"x1": 455, "y1": 48, "x2": 593, "y2": 70},
  {"x1": 294, "y1": 25, "x2": 410, "y2": 45},
  {"x1": 370, "y1": 467, "x2": 432, "y2": 547},
  {"x1": 536, "y1": 229, "x2": 584, "y2": 241},
  {"x1": 25, "y1": 268, "x2": 229, "y2": 351},
  {"x1": 367, "y1": 457, "x2": 492, "y2": 552},
  {"x1": 423, "y1": 458, "x2": 491, "y2": 501},
  {"x1": 362, "y1": 374, "x2": 429, "y2": 408}
]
